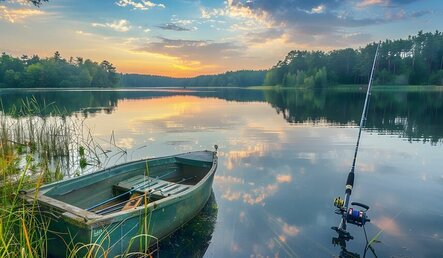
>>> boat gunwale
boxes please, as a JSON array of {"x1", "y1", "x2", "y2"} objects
[{"x1": 22, "y1": 150, "x2": 218, "y2": 227}]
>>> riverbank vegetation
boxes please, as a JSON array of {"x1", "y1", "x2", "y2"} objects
[
  {"x1": 0, "y1": 98, "x2": 104, "y2": 256},
  {"x1": 0, "y1": 52, "x2": 119, "y2": 88},
  {"x1": 264, "y1": 30, "x2": 443, "y2": 87}
]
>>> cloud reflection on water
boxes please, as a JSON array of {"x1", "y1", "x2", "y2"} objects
[{"x1": 68, "y1": 91, "x2": 443, "y2": 257}]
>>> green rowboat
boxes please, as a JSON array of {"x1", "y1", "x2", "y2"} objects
[{"x1": 20, "y1": 150, "x2": 218, "y2": 257}]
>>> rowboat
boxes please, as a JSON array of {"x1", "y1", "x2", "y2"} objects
[{"x1": 20, "y1": 149, "x2": 218, "y2": 257}]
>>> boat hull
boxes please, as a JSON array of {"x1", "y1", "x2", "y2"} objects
[{"x1": 22, "y1": 151, "x2": 217, "y2": 257}]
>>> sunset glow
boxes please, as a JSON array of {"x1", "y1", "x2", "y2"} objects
[{"x1": 1, "y1": 0, "x2": 442, "y2": 77}]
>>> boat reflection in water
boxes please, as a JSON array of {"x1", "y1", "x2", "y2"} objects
[{"x1": 156, "y1": 192, "x2": 218, "y2": 257}]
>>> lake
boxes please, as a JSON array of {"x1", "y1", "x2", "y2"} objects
[{"x1": 1, "y1": 87, "x2": 442, "y2": 257}]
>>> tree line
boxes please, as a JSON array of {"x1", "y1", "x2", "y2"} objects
[
  {"x1": 2, "y1": 31, "x2": 443, "y2": 88},
  {"x1": 120, "y1": 70, "x2": 266, "y2": 87},
  {"x1": 0, "y1": 52, "x2": 119, "y2": 88},
  {"x1": 264, "y1": 30, "x2": 443, "y2": 87}
]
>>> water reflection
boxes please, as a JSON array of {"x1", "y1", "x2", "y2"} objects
[
  {"x1": 157, "y1": 192, "x2": 218, "y2": 257},
  {"x1": 264, "y1": 88, "x2": 443, "y2": 144},
  {"x1": 1, "y1": 88, "x2": 442, "y2": 257},
  {"x1": 2, "y1": 88, "x2": 442, "y2": 143}
]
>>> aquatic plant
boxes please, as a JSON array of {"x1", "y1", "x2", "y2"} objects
[
  {"x1": 0, "y1": 97, "x2": 156, "y2": 257},
  {"x1": 0, "y1": 97, "x2": 115, "y2": 257}
]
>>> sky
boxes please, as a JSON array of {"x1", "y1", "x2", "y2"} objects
[{"x1": 0, "y1": 0, "x2": 442, "y2": 77}]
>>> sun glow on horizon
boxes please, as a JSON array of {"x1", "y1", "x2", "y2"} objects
[{"x1": 1, "y1": 0, "x2": 442, "y2": 77}]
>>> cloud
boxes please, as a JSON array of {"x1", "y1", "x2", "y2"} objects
[
  {"x1": 200, "y1": 8, "x2": 226, "y2": 19},
  {"x1": 76, "y1": 30, "x2": 94, "y2": 36},
  {"x1": 201, "y1": 1, "x2": 372, "y2": 47},
  {"x1": 235, "y1": 172, "x2": 292, "y2": 205},
  {"x1": 9, "y1": 0, "x2": 32, "y2": 6},
  {"x1": 357, "y1": 0, "x2": 420, "y2": 8},
  {"x1": 241, "y1": 182, "x2": 280, "y2": 205},
  {"x1": 281, "y1": 221, "x2": 300, "y2": 236},
  {"x1": 135, "y1": 37, "x2": 244, "y2": 69},
  {"x1": 231, "y1": 0, "x2": 380, "y2": 28},
  {"x1": 115, "y1": 0, "x2": 165, "y2": 10},
  {"x1": 224, "y1": 143, "x2": 268, "y2": 170},
  {"x1": 384, "y1": 9, "x2": 432, "y2": 21},
  {"x1": 137, "y1": 25, "x2": 151, "y2": 32},
  {"x1": 276, "y1": 174, "x2": 292, "y2": 183},
  {"x1": 157, "y1": 23, "x2": 190, "y2": 31},
  {"x1": 173, "y1": 19, "x2": 194, "y2": 26},
  {"x1": 243, "y1": 28, "x2": 285, "y2": 44},
  {"x1": 200, "y1": 2, "x2": 271, "y2": 28},
  {"x1": 269, "y1": 217, "x2": 300, "y2": 244},
  {"x1": 200, "y1": 0, "x2": 391, "y2": 49},
  {"x1": 215, "y1": 175, "x2": 245, "y2": 185},
  {"x1": 222, "y1": 190, "x2": 242, "y2": 201},
  {"x1": 390, "y1": 0, "x2": 420, "y2": 4},
  {"x1": 357, "y1": 0, "x2": 388, "y2": 8},
  {"x1": 287, "y1": 30, "x2": 373, "y2": 49},
  {"x1": 214, "y1": 0, "x2": 433, "y2": 48},
  {"x1": 373, "y1": 216, "x2": 402, "y2": 236},
  {"x1": 92, "y1": 19, "x2": 131, "y2": 32},
  {"x1": 310, "y1": 4, "x2": 326, "y2": 14},
  {"x1": 0, "y1": 4, "x2": 44, "y2": 23}
]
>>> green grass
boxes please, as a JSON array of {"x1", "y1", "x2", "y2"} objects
[
  {"x1": 0, "y1": 97, "x2": 158, "y2": 257},
  {"x1": 0, "y1": 151, "x2": 51, "y2": 257},
  {"x1": 0, "y1": 97, "x2": 99, "y2": 257}
]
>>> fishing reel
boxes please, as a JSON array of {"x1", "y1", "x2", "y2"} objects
[
  {"x1": 332, "y1": 199, "x2": 372, "y2": 257},
  {"x1": 332, "y1": 197, "x2": 370, "y2": 245},
  {"x1": 333, "y1": 197, "x2": 370, "y2": 227},
  {"x1": 346, "y1": 203, "x2": 370, "y2": 227}
]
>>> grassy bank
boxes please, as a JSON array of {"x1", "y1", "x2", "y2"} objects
[
  {"x1": 0, "y1": 97, "x2": 160, "y2": 257},
  {"x1": 0, "y1": 98, "x2": 101, "y2": 257}
]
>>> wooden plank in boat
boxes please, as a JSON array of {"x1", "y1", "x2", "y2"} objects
[{"x1": 114, "y1": 176, "x2": 189, "y2": 198}]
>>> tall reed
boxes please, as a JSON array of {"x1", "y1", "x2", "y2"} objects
[
  {"x1": 0, "y1": 97, "x2": 149, "y2": 257},
  {"x1": 0, "y1": 97, "x2": 110, "y2": 257}
]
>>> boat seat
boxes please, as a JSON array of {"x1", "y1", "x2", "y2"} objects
[{"x1": 114, "y1": 175, "x2": 190, "y2": 198}]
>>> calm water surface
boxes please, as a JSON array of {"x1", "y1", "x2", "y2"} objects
[{"x1": 1, "y1": 87, "x2": 443, "y2": 257}]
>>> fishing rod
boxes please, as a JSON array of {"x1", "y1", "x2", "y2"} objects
[{"x1": 332, "y1": 42, "x2": 380, "y2": 254}]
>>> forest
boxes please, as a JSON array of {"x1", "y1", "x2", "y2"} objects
[
  {"x1": 0, "y1": 52, "x2": 119, "y2": 88},
  {"x1": 264, "y1": 30, "x2": 443, "y2": 87},
  {"x1": 1, "y1": 31, "x2": 442, "y2": 88},
  {"x1": 120, "y1": 70, "x2": 266, "y2": 87}
]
